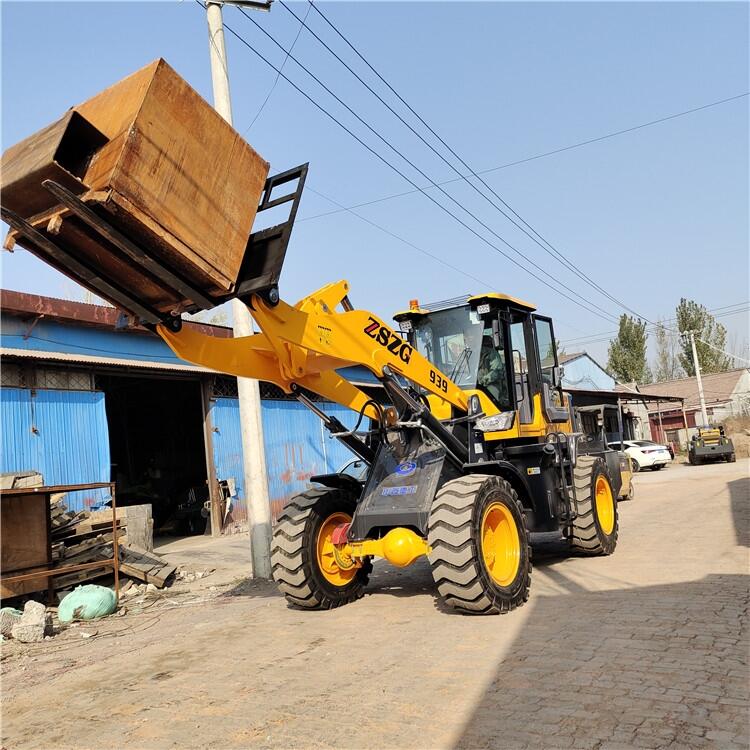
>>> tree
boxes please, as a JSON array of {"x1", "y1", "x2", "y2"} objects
[
  {"x1": 675, "y1": 298, "x2": 732, "y2": 375},
  {"x1": 607, "y1": 315, "x2": 651, "y2": 384},
  {"x1": 652, "y1": 320, "x2": 684, "y2": 382}
]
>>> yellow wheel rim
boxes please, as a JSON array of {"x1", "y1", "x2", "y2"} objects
[
  {"x1": 595, "y1": 476, "x2": 615, "y2": 535},
  {"x1": 316, "y1": 512, "x2": 357, "y2": 587},
  {"x1": 481, "y1": 502, "x2": 521, "y2": 587}
]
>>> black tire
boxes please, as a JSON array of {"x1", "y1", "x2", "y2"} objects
[
  {"x1": 652, "y1": 464, "x2": 664, "y2": 471},
  {"x1": 271, "y1": 487, "x2": 371, "y2": 610},
  {"x1": 570, "y1": 455, "x2": 618, "y2": 556},
  {"x1": 427, "y1": 474, "x2": 531, "y2": 615},
  {"x1": 631, "y1": 459, "x2": 641, "y2": 473},
  {"x1": 729, "y1": 453, "x2": 737, "y2": 463},
  {"x1": 620, "y1": 480, "x2": 635, "y2": 502}
]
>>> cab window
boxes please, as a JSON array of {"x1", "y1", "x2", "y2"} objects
[{"x1": 534, "y1": 318, "x2": 556, "y2": 387}]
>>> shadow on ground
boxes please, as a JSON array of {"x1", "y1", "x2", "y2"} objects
[
  {"x1": 728, "y1": 476, "x2": 750, "y2": 547},
  {"x1": 452, "y1": 573, "x2": 749, "y2": 749}
]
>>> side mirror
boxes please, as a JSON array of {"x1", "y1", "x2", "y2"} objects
[
  {"x1": 491, "y1": 318, "x2": 502, "y2": 349},
  {"x1": 552, "y1": 365, "x2": 564, "y2": 388}
]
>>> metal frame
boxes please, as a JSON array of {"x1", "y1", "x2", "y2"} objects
[
  {"x1": 0, "y1": 163, "x2": 309, "y2": 327},
  {"x1": 0, "y1": 482, "x2": 119, "y2": 602}
]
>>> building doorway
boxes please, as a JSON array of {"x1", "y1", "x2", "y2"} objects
[{"x1": 96, "y1": 373, "x2": 209, "y2": 535}]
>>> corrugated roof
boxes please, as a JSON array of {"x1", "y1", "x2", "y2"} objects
[
  {"x1": 1, "y1": 347, "x2": 216, "y2": 374},
  {"x1": 640, "y1": 368, "x2": 749, "y2": 410}
]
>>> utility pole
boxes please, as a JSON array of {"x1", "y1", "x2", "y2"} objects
[
  {"x1": 205, "y1": 0, "x2": 272, "y2": 578},
  {"x1": 689, "y1": 331, "x2": 709, "y2": 426}
]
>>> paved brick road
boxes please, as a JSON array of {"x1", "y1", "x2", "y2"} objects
[{"x1": 2, "y1": 460, "x2": 748, "y2": 749}]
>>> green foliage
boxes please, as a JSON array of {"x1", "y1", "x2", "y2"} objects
[
  {"x1": 652, "y1": 320, "x2": 684, "y2": 382},
  {"x1": 675, "y1": 299, "x2": 732, "y2": 375},
  {"x1": 607, "y1": 315, "x2": 651, "y2": 384}
]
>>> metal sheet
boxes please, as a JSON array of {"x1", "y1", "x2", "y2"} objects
[
  {"x1": 210, "y1": 397, "x2": 359, "y2": 523},
  {"x1": 0, "y1": 388, "x2": 110, "y2": 510},
  {"x1": 261, "y1": 400, "x2": 358, "y2": 521},
  {"x1": 210, "y1": 396, "x2": 248, "y2": 526}
]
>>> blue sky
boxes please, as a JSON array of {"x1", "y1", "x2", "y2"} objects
[{"x1": 2, "y1": 1, "x2": 748, "y2": 366}]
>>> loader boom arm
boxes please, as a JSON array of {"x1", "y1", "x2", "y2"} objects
[{"x1": 158, "y1": 280, "x2": 468, "y2": 419}]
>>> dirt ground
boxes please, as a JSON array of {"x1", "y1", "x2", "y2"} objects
[{"x1": 2, "y1": 459, "x2": 748, "y2": 750}]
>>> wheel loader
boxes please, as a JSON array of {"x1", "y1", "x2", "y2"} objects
[
  {"x1": 1, "y1": 63, "x2": 623, "y2": 615},
  {"x1": 688, "y1": 426, "x2": 736, "y2": 465}
]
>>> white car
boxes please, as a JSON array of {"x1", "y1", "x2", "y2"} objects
[{"x1": 609, "y1": 440, "x2": 672, "y2": 472}]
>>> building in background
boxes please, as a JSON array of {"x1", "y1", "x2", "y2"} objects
[
  {"x1": 559, "y1": 352, "x2": 683, "y2": 442},
  {"x1": 641, "y1": 369, "x2": 750, "y2": 446},
  {"x1": 0, "y1": 291, "x2": 367, "y2": 536}
]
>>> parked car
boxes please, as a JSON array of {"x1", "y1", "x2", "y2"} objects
[
  {"x1": 631, "y1": 439, "x2": 675, "y2": 460},
  {"x1": 608, "y1": 440, "x2": 672, "y2": 472}
]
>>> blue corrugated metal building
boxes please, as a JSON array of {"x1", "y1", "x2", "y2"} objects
[{"x1": 0, "y1": 290, "x2": 368, "y2": 534}]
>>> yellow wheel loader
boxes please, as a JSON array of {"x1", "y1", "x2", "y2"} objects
[
  {"x1": 1, "y1": 68, "x2": 623, "y2": 614},
  {"x1": 3, "y1": 171, "x2": 621, "y2": 615}
]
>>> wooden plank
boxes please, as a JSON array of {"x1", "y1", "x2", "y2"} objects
[
  {"x1": 147, "y1": 564, "x2": 177, "y2": 588},
  {"x1": 1, "y1": 493, "x2": 48, "y2": 573},
  {"x1": 119, "y1": 545, "x2": 174, "y2": 587},
  {"x1": 0, "y1": 565, "x2": 50, "y2": 598}
]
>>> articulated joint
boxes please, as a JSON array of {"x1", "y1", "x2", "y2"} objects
[{"x1": 333, "y1": 526, "x2": 431, "y2": 568}]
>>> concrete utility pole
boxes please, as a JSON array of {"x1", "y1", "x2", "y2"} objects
[
  {"x1": 688, "y1": 331, "x2": 709, "y2": 426},
  {"x1": 206, "y1": 0, "x2": 272, "y2": 578}
]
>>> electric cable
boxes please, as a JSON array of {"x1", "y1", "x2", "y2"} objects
[
  {"x1": 297, "y1": 0, "x2": 748, "y2": 324},
  {"x1": 229, "y1": 4, "x2": 619, "y2": 323}
]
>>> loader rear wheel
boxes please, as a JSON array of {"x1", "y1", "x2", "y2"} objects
[
  {"x1": 271, "y1": 487, "x2": 371, "y2": 610},
  {"x1": 570, "y1": 455, "x2": 618, "y2": 555},
  {"x1": 427, "y1": 475, "x2": 531, "y2": 615}
]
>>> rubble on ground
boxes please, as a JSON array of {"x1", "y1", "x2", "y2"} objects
[
  {"x1": 175, "y1": 567, "x2": 215, "y2": 584},
  {"x1": 10, "y1": 601, "x2": 52, "y2": 643},
  {"x1": 0, "y1": 608, "x2": 23, "y2": 638}
]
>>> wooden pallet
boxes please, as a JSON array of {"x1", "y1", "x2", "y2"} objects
[{"x1": 119, "y1": 546, "x2": 176, "y2": 588}]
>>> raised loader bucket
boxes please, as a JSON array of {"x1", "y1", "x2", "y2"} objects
[{"x1": 1, "y1": 59, "x2": 307, "y2": 326}]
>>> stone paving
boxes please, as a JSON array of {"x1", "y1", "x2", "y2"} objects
[{"x1": 2, "y1": 459, "x2": 748, "y2": 749}]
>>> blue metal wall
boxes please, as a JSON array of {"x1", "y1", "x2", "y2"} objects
[
  {"x1": 0, "y1": 388, "x2": 111, "y2": 510},
  {"x1": 210, "y1": 398, "x2": 358, "y2": 521}
]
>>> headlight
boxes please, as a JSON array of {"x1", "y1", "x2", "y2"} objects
[
  {"x1": 475, "y1": 411, "x2": 515, "y2": 432},
  {"x1": 398, "y1": 319, "x2": 413, "y2": 333}
]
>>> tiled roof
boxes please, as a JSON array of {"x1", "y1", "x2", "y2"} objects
[{"x1": 640, "y1": 369, "x2": 749, "y2": 411}]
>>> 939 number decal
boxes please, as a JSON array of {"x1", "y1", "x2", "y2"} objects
[
  {"x1": 364, "y1": 317, "x2": 413, "y2": 364},
  {"x1": 429, "y1": 369, "x2": 448, "y2": 393}
]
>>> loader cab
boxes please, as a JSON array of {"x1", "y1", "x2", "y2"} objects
[{"x1": 394, "y1": 293, "x2": 567, "y2": 424}]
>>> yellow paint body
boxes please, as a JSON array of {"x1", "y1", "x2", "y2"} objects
[
  {"x1": 347, "y1": 528, "x2": 431, "y2": 568},
  {"x1": 158, "y1": 280, "x2": 469, "y2": 419}
]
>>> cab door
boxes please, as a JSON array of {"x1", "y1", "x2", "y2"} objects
[{"x1": 532, "y1": 315, "x2": 569, "y2": 423}]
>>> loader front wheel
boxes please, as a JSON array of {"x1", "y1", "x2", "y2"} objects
[
  {"x1": 271, "y1": 487, "x2": 371, "y2": 610},
  {"x1": 570, "y1": 456, "x2": 618, "y2": 555},
  {"x1": 427, "y1": 475, "x2": 531, "y2": 615}
]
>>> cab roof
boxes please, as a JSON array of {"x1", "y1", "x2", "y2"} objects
[{"x1": 393, "y1": 292, "x2": 536, "y2": 320}]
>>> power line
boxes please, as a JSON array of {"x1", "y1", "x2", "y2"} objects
[
  {"x1": 306, "y1": 186, "x2": 492, "y2": 290},
  {"x1": 241, "y1": 2, "x2": 311, "y2": 134},
  {"x1": 300, "y1": 92, "x2": 750, "y2": 222},
  {"x1": 295, "y1": 0, "x2": 655, "y2": 323},
  {"x1": 562, "y1": 303, "x2": 750, "y2": 345},
  {"x1": 227, "y1": 4, "x2": 619, "y2": 323}
]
